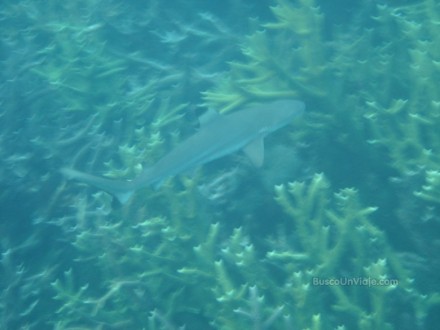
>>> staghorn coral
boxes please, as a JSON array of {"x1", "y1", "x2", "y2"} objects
[
  {"x1": 2, "y1": 0, "x2": 440, "y2": 329},
  {"x1": 49, "y1": 173, "x2": 438, "y2": 329},
  {"x1": 203, "y1": 0, "x2": 440, "y2": 201},
  {"x1": 204, "y1": 0, "x2": 440, "y2": 323},
  {"x1": 273, "y1": 173, "x2": 430, "y2": 329},
  {"x1": 0, "y1": 0, "x2": 251, "y2": 328},
  {"x1": 414, "y1": 170, "x2": 440, "y2": 205}
]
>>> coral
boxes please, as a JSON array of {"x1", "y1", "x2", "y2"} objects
[
  {"x1": 201, "y1": 0, "x2": 440, "y2": 327},
  {"x1": 272, "y1": 173, "x2": 423, "y2": 329},
  {"x1": 203, "y1": 0, "x2": 440, "y2": 200},
  {"x1": 0, "y1": 0, "x2": 246, "y2": 327},
  {"x1": 206, "y1": 0, "x2": 440, "y2": 313},
  {"x1": 414, "y1": 170, "x2": 440, "y2": 204},
  {"x1": 2, "y1": 0, "x2": 440, "y2": 329},
  {"x1": 48, "y1": 172, "x2": 438, "y2": 329},
  {"x1": 202, "y1": 0, "x2": 327, "y2": 113}
]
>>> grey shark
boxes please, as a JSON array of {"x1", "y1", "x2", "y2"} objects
[{"x1": 62, "y1": 99, "x2": 305, "y2": 203}]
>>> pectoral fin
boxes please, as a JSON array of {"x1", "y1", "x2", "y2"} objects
[{"x1": 243, "y1": 138, "x2": 264, "y2": 167}]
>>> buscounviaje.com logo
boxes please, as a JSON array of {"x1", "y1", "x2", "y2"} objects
[{"x1": 312, "y1": 277, "x2": 399, "y2": 287}]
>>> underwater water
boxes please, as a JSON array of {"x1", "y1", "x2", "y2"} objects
[{"x1": 1, "y1": 0, "x2": 439, "y2": 329}]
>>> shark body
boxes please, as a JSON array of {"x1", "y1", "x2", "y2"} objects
[{"x1": 62, "y1": 99, "x2": 305, "y2": 203}]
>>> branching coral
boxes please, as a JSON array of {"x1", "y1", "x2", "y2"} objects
[
  {"x1": 203, "y1": 0, "x2": 440, "y2": 325},
  {"x1": 272, "y1": 173, "x2": 427, "y2": 329},
  {"x1": 3, "y1": 0, "x2": 440, "y2": 329},
  {"x1": 49, "y1": 172, "x2": 437, "y2": 329},
  {"x1": 414, "y1": 170, "x2": 440, "y2": 204}
]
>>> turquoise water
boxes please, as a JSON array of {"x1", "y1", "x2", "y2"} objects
[{"x1": 1, "y1": 0, "x2": 439, "y2": 329}]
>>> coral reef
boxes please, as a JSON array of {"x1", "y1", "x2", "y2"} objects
[{"x1": 1, "y1": 0, "x2": 439, "y2": 329}]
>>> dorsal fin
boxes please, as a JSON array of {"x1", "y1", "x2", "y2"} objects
[{"x1": 199, "y1": 108, "x2": 221, "y2": 127}]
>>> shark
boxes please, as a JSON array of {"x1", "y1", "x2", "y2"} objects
[{"x1": 61, "y1": 99, "x2": 305, "y2": 203}]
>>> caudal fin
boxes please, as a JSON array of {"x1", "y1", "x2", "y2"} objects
[{"x1": 61, "y1": 168, "x2": 135, "y2": 204}]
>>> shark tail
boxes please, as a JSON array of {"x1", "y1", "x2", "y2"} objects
[{"x1": 61, "y1": 168, "x2": 135, "y2": 204}]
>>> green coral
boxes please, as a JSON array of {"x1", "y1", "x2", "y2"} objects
[
  {"x1": 50, "y1": 172, "x2": 437, "y2": 329},
  {"x1": 204, "y1": 0, "x2": 440, "y2": 196},
  {"x1": 414, "y1": 170, "x2": 440, "y2": 204},
  {"x1": 49, "y1": 0, "x2": 440, "y2": 328},
  {"x1": 203, "y1": 0, "x2": 327, "y2": 113},
  {"x1": 273, "y1": 173, "x2": 423, "y2": 329},
  {"x1": 2, "y1": 0, "x2": 440, "y2": 329}
]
